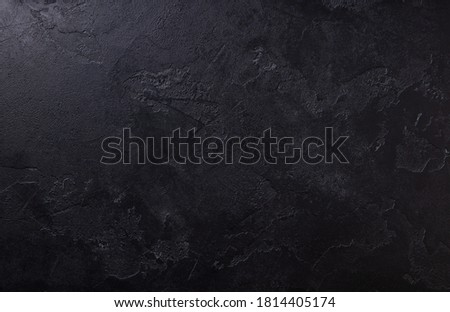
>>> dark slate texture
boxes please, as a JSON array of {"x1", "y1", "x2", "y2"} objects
[{"x1": 1, "y1": 0, "x2": 450, "y2": 291}]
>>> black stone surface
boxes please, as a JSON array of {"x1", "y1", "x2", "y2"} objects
[{"x1": 1, "y1": 0, "x2": 450, "y2": 291}]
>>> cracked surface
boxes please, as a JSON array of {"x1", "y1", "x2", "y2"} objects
[{"x1": 1, "y1": 0, "x2": 450, "y2": 291}]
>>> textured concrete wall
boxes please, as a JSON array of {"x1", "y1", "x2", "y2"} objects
[{"x1": 0, "y1": 0, "x2": 449, "y2": 290}]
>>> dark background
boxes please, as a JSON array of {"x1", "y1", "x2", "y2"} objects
[{"x1": 1, "y1": 0, "x2": 450, "y2": 291}]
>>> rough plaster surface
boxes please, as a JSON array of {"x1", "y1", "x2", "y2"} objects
[{"x1": 0, "y1": 0, "x2": 450, "y2": 291}]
